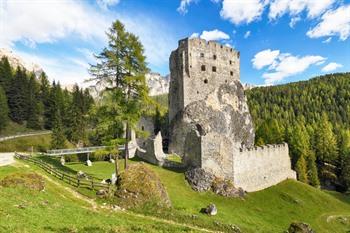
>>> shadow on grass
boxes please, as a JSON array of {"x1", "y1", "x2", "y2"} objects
[
  {"x1": 326, "y1": 190, "x2": 350, "y2": 205},
  {"x1": 129, "y1": 157, "x2": 186, "y2": 174}
]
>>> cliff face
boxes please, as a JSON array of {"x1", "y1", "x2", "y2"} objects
[
  {"x1": 146, "y1": 73, "x2": 169, "y2": 96},
  {"x1": 0, "y1": 48, "x2": 43, "y2": 77}
]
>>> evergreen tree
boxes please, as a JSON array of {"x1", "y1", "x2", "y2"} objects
[
  {"x1": 306, "y1": 151, "x2": 320, "y2": 187},
  {"x1": 39, "y1": 72, "x2": 51, "y2": 129},
  {"x1": 255, "y1": 119, "x2": 284, "y2": 145},
  {"x1": 314, "y1": 113, "x2": 338, "y2": 164},
  {"x1": 339, "y1": 130, "x2": 350, "y2": 190},
  {"x1": 0, "y1": 57, "x2": 13, "y2": 94},
  {"x1": 26, "y1": 73, "x2": 41, "y2": 129},
  {"x1": 295, "y1": 154, "x2": 308, "y2": 183},
  {"x1": 0, "y1": 86, "x2": 9, "y2": 132},
  {"x1": 89, "y1": 20, "x2": 149, "y2": 169},
  {"x1": 51, "y1": 110, "x2": 66, "y2": 149},
  {"x1": 8, "y1": 67, "x2": 28, "y2": 123}
]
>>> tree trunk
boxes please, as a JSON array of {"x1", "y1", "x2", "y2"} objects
[
  {"x1": 124, "y1": 121, "x2": 130, "y2": 170},
  {"x1": 114, "y1": 150, "x2": 119, "y2": 179}
]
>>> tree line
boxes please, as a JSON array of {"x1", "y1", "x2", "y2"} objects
[
  {"x1": 0, "y1": 57, "x2": 94, "y2": 149},
  {"x1": 246, "y1": 72, "x2": 350, "y2": 192}
]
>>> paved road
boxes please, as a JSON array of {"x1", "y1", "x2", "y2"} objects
[
  {"x1": 0, "y1": 131, "x2": 51, "y2": 142},
  {"x1": 0, "y1": 153, "x2": 15, "y2": 166}
]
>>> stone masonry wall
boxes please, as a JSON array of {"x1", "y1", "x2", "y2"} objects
[{"x1": 233, "y1": 143, "x2": 297, "y2": 192}]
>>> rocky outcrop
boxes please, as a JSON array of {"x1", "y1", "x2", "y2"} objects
[
  {"x1": 288, "y1": 222, "x2": 315, "y2": 233},
  {"x1": 170, "y1": 81, "x2": 255, "y2": 179},
  {"x1": 0, "y1": 48, "x2": 43, "y2": 77},
  {"x1": 146, "y1": 72, "x2": 169, "y2": 96},
  {"x1": 185, "y1": 168, "x2": 215, "y2": 192}
]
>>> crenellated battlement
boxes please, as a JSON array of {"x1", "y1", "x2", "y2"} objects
[{"x1": 239, "y1": 143, "x2": 288, "y2": 152}]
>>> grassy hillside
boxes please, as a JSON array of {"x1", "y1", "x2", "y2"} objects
[
  {"x1": 39, "y1": 158, "x2": 350, "y2": 233},
  {"x1": 0, "y1": 134, "x2": 74, "y2": 152},
  {"x1": 0, "y1": 163, "x2": 203, "y2": 233}
]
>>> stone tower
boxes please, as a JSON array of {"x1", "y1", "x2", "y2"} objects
[
  {"x1": 168, "y1": 37, "x2": 240, "y2": 123},
  {"x1": 168, "y1": 37, "x2": 255, "y2": 180}
]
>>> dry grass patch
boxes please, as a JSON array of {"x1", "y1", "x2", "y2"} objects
[{"x1": 0, "y1": 172, "x2": 45, "y2": 191}]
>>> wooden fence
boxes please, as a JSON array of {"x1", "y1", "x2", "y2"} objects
[{"x1": 14, "y1": 153, "x2": 112, "y2": 192}]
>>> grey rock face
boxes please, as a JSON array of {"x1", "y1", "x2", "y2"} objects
[
  {"x1": 288, "y1": 222, "x2": 315, "y2": 233},
  {"x1": 185, "y1": 168, "x2": 214, "y2": 192},
  {"x1": 211, "y1": 177, "x2": 245, "y2": 198}
]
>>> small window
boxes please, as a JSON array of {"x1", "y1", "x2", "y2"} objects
[
  {"x1": 213, "y1": 55, "x2": 217, "y2": 60},
  {"x1": 237, "y1": 52, "x2": 240, "y2": 58},
  {"x1": 200, "y1": 53, "x2": 204, "y2": 58},
  {"x1": 225, "y1": 80, "x2": 228, "y2": 83},
  {"x1": 229, "y1": 60, "x2": 232, "y2": 65},
  {"x1": 204, "y1": 79, "x2": 208, "y2": 84},
  {"x1": 220, "y1": 45, "x2": 223, "y2": 48},
  {"x1": 230, "y1": 71, "x2": 233, "y2": 76},
  {"x1": 212, "y1": 66, "x2": 216, "y2": 72},
  {"x1": 201, "y1": 65, "x2": 206, "y2": 71},
  {"x1": 141, "y1": 126, "x2": 144, "y2": 130}
]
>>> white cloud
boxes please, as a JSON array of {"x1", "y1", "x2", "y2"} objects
[
  {"x1": 321, "y1": 62, "x2": 343, "y2": 72},
  {"x1": 253, "y1": 49, "x2": 326, "y2": 84},
  {"x1": 244, "y1": 31, "x2": 251, "y2": 38},
  {"x1": 177, "y1": 0, "x2": 195, "y2": 14},
  {"x1": 322, "y1": 37, "x2": 332, "y2": 43},
  {"x1": 289, "y1": 16, "x2": 301, "y2": 28},
  {"x1": 307, "y1": 4, "x2": 350, "y2": 40},
  {"x1": 200, "y1": 29, "x2": 230, "y2": 41},
  {"x1": 269, "y1": 0, "x2": 335, "y2": 20},
  {"x1": 0, "y1": 0, "x2": 109, "y2": 48},
  {"x1": 252, "y1": 49, "x2": 280, "y2": 70},
  {"x1": 220, "y1": 0, "x2": 266, "y2": 25},
  {"x1": 0, "y1": 0, "x2": 177, "y2": 84},
  {"x1": 190, "y1": 32, "x2": 199, "y2": 38},
  {"x1": 97, "y1": 0, "x2": 120, "y2": 10}
]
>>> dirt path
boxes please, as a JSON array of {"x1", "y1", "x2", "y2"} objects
[
  {"x1": 0, "y1": 153, "x2": 15, "y2": 166},
  {"x1": 0, "y1": 131, "x2": 51, "y2": 142}
]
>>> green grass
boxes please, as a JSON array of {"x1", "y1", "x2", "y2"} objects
[
  {"x1": 0, "y1": 134, "x2": 75, "y2": 152},
  {"x1": 0, "y1": 121, "x2": 39, "y2": 137},
  {"x1": 0, "y1": 162, "x2": 203, "y2": 233},
  {"x1": 59, "y1": 159, "x2": 350, "y2": 233}
]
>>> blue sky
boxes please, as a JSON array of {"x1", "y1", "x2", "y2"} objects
[{"x1": 1, "y1": 0, "x2": 349, "y2": 86}]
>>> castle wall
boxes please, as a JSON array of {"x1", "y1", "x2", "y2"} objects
[{"x1": 233, "y1": 143, "x2": 296, "y2": 192}]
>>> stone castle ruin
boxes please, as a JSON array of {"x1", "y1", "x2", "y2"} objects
[{"x1": 167, "y1": 38, "x2": 296, "y2": 192}]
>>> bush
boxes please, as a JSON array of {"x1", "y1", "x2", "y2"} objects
[
  {"x1": 114, "y1": 163, "x2": 171, "y2": 209},
  {"x1": 0, "y1": 172, "x2": 45, "y2": 191}
]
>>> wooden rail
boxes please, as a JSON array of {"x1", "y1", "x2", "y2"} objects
[{"x1": 14, "y1": 153, "x2": 112, "y2": 192}]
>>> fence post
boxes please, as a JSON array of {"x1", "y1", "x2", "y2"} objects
[
  {"x1": 61, "y1": 173, "x2": 64, "y2": 180},
  {"x1": 91, "y1": 178, "x2": 94, "y2": 190},
  {"x1": 77, "y1": 177, "x2": 80, "y2": 188}
]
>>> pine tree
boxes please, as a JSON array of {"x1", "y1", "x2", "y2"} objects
[
  {"x1": 295, "y1": 154, "x2": 308, "y2": 183},
  {"x1": 339, "y1": 130, "x2": 350, "y2": 191},
  {"x1": 51, "y1": 110, "x2": 66, "y2": 149},
  {"x1": 314, "y1": 113, "x2": 338, "y2": 164},
  {"x1": 0, "y1": 86, "x2": 9, "y2": 132},
  {"x1": 306, "y1": 151, "x2": 320, "y2": 187},
  {"x1": 0, "y1": 57, "x2": 13, "y2": 94},
  {"x1": 39, "y1": 72, "x2": 51, "y2": 129},
  {"x1": 8, "y1": 67, "x2": 28, "y2": 123},
  {"x1": 26, "y1": 73, "x2": 41, "y2": 129},
  {"x1": 89, "y1": 20, "x2": 149, "y2": 170}
]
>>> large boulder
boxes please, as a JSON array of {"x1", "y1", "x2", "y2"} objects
[
  {"x1": 288, "y1": 222, "x2": 315, "y2": 233},
  {"x1": 211, "y1": 177, "x2": 245, "y2": 198},
  {"x1": 115, "y1": 163, "x2": 171, "y2": 209},
  {"x1": 185, "y1": 168, "x2": 214, "y2": 192},
  {"x1": 200, "y1": 203, "x2": 217, "y2": 216}
]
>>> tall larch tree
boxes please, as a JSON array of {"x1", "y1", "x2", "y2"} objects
[
  {"x1": 89, "y1": 20, "x2": 149, "y2": 170},
  {"x1": 0, "y1": 57, "x2": 13, "y2": 94}
]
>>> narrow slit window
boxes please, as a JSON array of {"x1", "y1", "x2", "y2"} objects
[
  {"x1": 212, "y1": 66, "x2": 216, "y2": 72},
  {"x1": 204, "y1": 79, "x2": 208, "y2": 84},
  {"x1": 229, "y1": 60, "x2": 232, "y2": 65},
  {"x1": 230, "y1": 71, "x2": 233, "y2": 76},
  {"x1": 213, "y1": 55, "x2": 217, "y2": 60},
  {"x1": 201, "y1": 65, "x2": 206, "y2": 71},
  {"x1": 200, "y1": 53, "x2": 204, "y2": 58}
]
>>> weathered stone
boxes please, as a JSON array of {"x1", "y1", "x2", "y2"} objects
[
  {"x1": 136, "y1": 132, "x2": 166, "y2": 166},
  {"x1": 96, "y1": 189, "x2": 107, "y2": 196},
  {"x1": 288, "y1": 222, "x2": 315, "y2": 233},
  {"x1": 77, "y1": 171, "x2": 87, "y2": 179},
  {"x1": 211, "y1": 177, "x2": 245, "y2": 198},
  {"x1": 86, "y1": 160, "x2": 92, "y2": 167},
  {"x1": 168, "y1": 37, "x2": 296, "y2": 192},
  {"x1": 185, "y1": 168, "x2": 214, "y2": 192},
  {"x1": 60, "y1": 156, "x2": 65, "y2": 166},
  {"x1": 201, "y1": 203, "x2": 217, "y2": 216}
]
